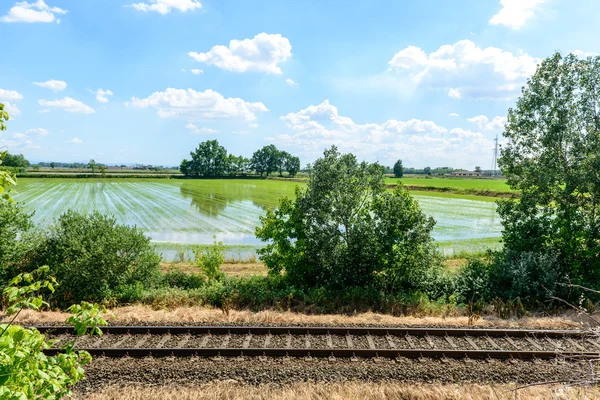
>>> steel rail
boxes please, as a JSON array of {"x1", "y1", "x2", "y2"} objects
[
  {"x1": 31, "y1": 325, "x2": 591, "y2": 338},
  {"x1": 42, "y1": 347, "x2": 600, "y2": 360}
]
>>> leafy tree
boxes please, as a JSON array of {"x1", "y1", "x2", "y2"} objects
[
  {"x1": 285, "y1": 154, "x2": 300, "y2": 177},
  {"x1": 181, "y1": 140, "x2": 228, "y2": 177},
  {"x1": 87, "y1": 159, "x2": 97, "y2": 173},
  {"x1": 50, "y1": 162, "x2": 55, "y2": 169},
  {"x1": 474, "y1": 166, "x2": 482, "y2": 173},
  {"x1": 256, "y1": 146, "x2": 439, "y2": 290},
  {"x1": 393, "y1": 159, "x2": 404, "y2": 178},
  {"x1": 251, "y1": 145, "x2": 281, "y2": 177},
  {"x1": 25, "y1": 211, "x2": 160, "y2": 305},
  {"x1": 498, "y1": 52, "x2": 600, "y2": 294},
  {"x1": 423, "y1": 166, "x2": 431, "y2": 175},
  {"x1": 1, "y1": 153, "x2": 29, "y2": 168}
]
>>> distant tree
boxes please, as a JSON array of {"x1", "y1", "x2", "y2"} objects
[
  {"x1": 50, "y1": 162, "x2": 56, "y2": 169},
  {"x1": 285, "y1": 155, "x2": 300, "y2": 177},
  {"x1": 251, "y1": 144, "x2": 280, "y2": 177},
  {"x1": 424, "y1": 166, "x2": 431, "y2": 175},
  {"x1": 474, "y1": 166, "x2": 482, "y2": 173},
  {"x1": 1, "y1": 153, "x2": 29, "y2": 168},
  {"x1": 181, "y1": 140, "x2": 228, "y2": 177},
  {"x1": 87, "y1": 159, "x2": 97, "y2": 173},
  {"x1": 393, "y1": 159, "x2": 404, "y2": 178},
  {"x1": 99, "y1": 164, "x2": 106, "y2": 178}
]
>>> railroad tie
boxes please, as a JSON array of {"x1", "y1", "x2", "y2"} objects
[
  {"x1": 221, "y1": 333, "x2": 231, "y2": 348},
  {"x1": 326, "y1": 333, "x2": 333, "y2": 349},
  {"x1": 112, "y1": 335, "x2": 131, "y2": 348},
  {"x1": 525, "y1": 337, "x2": 543, "y2": 351},
  {"x1": 504, "y1": 336, "x2": 520, "y2": 350},
  {"x1": 566, "y1": 338, "x2": 585, "y2": 351},
  {"x1": 286, "y1": 332, "x2": 293, "y2": 348},
  {"x1": 425, "y1": 335, "x2": 436, "y2": 349},
  {"x1": 405, "y1": 334, "x2": 416, "y2": 349},
  {"x1": 444, "y1": 335, "x2": 458, "y2": 349},
  {"x1": 345, "y1": 334, "x2": 353, "y2": 349},
  {"x1": 485, "y1": 336, "x2": 501, "y2": 350},
  {"x1": 177, "y1": 334, "x2": 191, "y2": 349},
  {"x1": 263, "y1": 334, "x2": 272, "y2": 348},
  {"x1": 305, "y1": 334, "x2": 311, "y2": 349},
  {"x1": 586, "y1": 338, "x2": 600, "y2": 350},
  {"x1": 386, "y1": 334, "x2": 396, "y2": 349},
  {"x1": 200, "y1": 334, "x2": 210, "y2": 348},
  {"x1": 544, "y1": 337, "x2": 561, "y2": 350},
  {"x1": 91, "y1": 335, "x2": 106, "y2": 349},
  {"x1": 134, "y1": 334, "x2": 150, "y2": 348},
  {"x1": 465, "y1": 336, "x2": 479, "y2": 350},
  {"x1": 156, "y1": 334, "x2": 171, "y2": 349},
  {"x1": 242, "y1": 333, "x2": 252, "y2": 349},
  {"x1": 366, "y1": 333, "x2": 376, "y2": 350}
]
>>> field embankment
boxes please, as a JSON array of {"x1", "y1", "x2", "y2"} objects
[{"x1": 385, "y1": 177, "x2": 518, "y2": 198}]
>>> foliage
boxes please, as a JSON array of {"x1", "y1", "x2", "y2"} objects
[
  {"x1": 87, "y1": 159, "x2": 98, "y2": 173},
  {"x1": 0, "y1": 103, "x2": 9, "y2": 131},
  {"x1": 194, "y1": 238, "x2": 225, "y2": 281},
  {"x1": 498, "y1": 52, "x2": 600, "y2": 294},
  {"x1": 182, "y1": 140, "x2": 228, "y2": 177},
  {"x1": 0, "y1": 200, "x2": 33, "y2": 284},
  {"x1": 0, "y1": 267, "x2": 107, "y2": 400},
  {"x1": 393, "y1": 159, "x2": 403, "y2": 178},
  {"x1": 24, "y1": 211, "x2": 160, "y2": 305},
  {"x1": 251, "y1": 144, "x2": 280, "y2": 177},
  {"x1": 160, "y1": 269, "x2": 205, "y2": 290},
  {"x1": 1, "y1": 153, "x2": 29, "y2": 168},
  {"x1": 256, "y1": 146, "x2": 439, "y2": 290}
]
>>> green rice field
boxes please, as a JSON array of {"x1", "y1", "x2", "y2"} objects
[
  {"x1": 14, "y1": 178, "x2": 503, "y2": 259},
  {"x1": 385, "y1": 176, "x2": 515, "y2": 193}
]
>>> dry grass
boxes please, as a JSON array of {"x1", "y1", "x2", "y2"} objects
[
  {"x1": 160, "y1": 262, "x2": 268, "y2": 277},
  {"x1": 75, "y1": 383, "x2": 600, "y2": 400},
  {"x1": 15, "y1": 305, "x2": 582, "y2": 329},
  {"x1": 444, "y1": 258, "x2": 467, "y2": 271}
]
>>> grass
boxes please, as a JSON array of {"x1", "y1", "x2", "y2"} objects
[
  {"x1": 15, "y1": 305, "x2": 581, "y2": 329},
  {"x1": 161, "y1": 262, "x2": 268, "y2": 277},
  {"x1": 386, "y1": 177, "x2": 515, "y2": 192},
  {"x1": 75, "y1": 382, "x2": 599, "y2": 400}
]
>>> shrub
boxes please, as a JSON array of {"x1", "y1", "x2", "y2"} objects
[
  {"x1": 0, "y1": 200, "x2": 33, "y2": 284},
  {"x1": 160, "y1": 269, "x2": 204, "y2": 290},
  {"x1": 25, "y1": 211, "x2": 160, "y2": 305},
  {"x1": 455, "y1": 257, "x2": 493, "y2": 303},
  {"x1": 194, "y1": 239, "x2": 225, "y2": 281}
]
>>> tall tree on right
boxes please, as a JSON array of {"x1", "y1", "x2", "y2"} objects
[
  {"x1": 393, "y1": 159, "x2": 403, "y2": 178},
  {"x1": 498, "y1": 52, "x2": 600, "y2": 295}
]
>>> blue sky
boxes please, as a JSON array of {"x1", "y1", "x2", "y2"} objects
[{"x1": 0, "y1": 0, "x2": 598, "y2": 168}]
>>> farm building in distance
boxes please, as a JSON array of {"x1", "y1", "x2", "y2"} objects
[{"x1": 448, "y1": 170, "x2": 482, "y2": 177}]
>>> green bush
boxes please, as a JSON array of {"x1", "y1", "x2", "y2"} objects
[
  {"x1": 160, "y1": 269, "x2": 204, "y2": 289},
  {"x1": 0, "y1": 201, "x2": 33, "y2": 284},
  {"x1": 194, "y1": 239, "x2": 225, "y2": 281},
  {"x1": 25, "y1": 211, "x2": 160, "y2": 305},
  {"x1": 455, "y1": 257, "x2": 493, "y2": 303}
]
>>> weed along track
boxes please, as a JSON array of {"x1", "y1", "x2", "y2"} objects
[{"x1": 37, "y1": 325, "x2": 600, "y2": 361}]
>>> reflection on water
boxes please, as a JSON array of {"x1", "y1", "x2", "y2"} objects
[{"x1": 15, "y1": 179, "x2": 502, "y2": 247}]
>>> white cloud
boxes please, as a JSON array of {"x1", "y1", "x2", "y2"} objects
[
  {"x1": 2, "y1": 102, "x2": 21, "y2": 116},
  {"x1": 189, "y1": 33, "x2": 292, "y2": 75},
  {"x1": 574, "y1": 50, "x2": 598, "y2": 58},
  {"x1": 0, "y1": 89, "x2": 24, "y2": 101},
  {"x1": 449, "y1": 113, "x2": 460, "y2": 117},
  {"x1": 1, "y1": 0, "x2": 67, "y2": 23},
  {"x1": 11, "y1": 133, "x2": 26, "y2": 139},
  {"x1": 448, "y1": 88, "x2": 462, "y2": 99},
  {"x1": 33, "y1": 79, "x2": 67, "y2": 91},
  {"x1": 190, "y1": 69, "x2": 203, "y2": 75},
  {"x1": 27, "y1": 127, "x2": 49, "y2": 136},
  {"x1": 95, "y1": 89, "x2": 114, "y2": 103},
  {"x1": 272, "y1": 100, "x2": 494, "y2": 167},
  {"x1": 388, "y1": 40, "x2": 540, "y2": 99},
  {"x1": 286, "y1": 78, "x2": 299, "y2": 86},
  {"x1": 468, "y1": 115, "x2": 507, "y2": 130},
  {"x1": 68, "y1": 137, "x2": 83, "y2": 144},
  {"x1": 128, "y1": 0, "x2": 202, "y2": 14},
  {"x1": 129, "y1": 88, "x2": 268, "y2": 121},
  {"x1": 38, "y1": 97, "x2": 96, "y2": 114},
  {"x1": 490, "y1": 0, "x2": 546, "y2": 30},
  {"x1": 249, "y1": 123, "x2": 259, "y2": 129},
  {"x1": 185, "y1": 123, "x2": 219, "y2": 135}
]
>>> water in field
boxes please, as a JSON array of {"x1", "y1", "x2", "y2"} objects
[{"x1": 14, "y1": 179, "x2": 502, "y2": 256}]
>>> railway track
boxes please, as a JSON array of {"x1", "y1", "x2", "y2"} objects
[{"x1": 34, "y1": 325, "x2": 600, "y2": 361}]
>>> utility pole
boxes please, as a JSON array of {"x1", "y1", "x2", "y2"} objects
[{"x1": 491, "y1": 134, "x2": 499, "y2": 176}]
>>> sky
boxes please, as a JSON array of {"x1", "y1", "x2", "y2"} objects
[{"x1": 0, "y1": 0, "x2": 598, "y2": 168}]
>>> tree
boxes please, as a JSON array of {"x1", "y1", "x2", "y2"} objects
[
  {"x1": 393, "y1": 159, "x2": 404, "y2": 178},
  {"x1": 181, "y1": 140, "x2": 228, "y2": 177},
  {"x1": 474, "y1": 166, "x2": 482, "y2": 173},
  {"x1": 50, "y1": 162, "x2": 55, "y2": 169},
  {"x1": 1, "y1": 153, "x2": 29, "y2": 168},
  {"x1": 424, "y1": 166, "x2": 431, "y2": 175},
  {"x1": 256, "y1": 146, "x2": 439, "y2": 290},
  {"x1": 285, "y1": 154, "x2": 300, "y2": 177},
  {"x1": 87, "y1": 159, "x2": 97, "y2": 173},
  {"x1": 497, "y1": 52, "x2": 600, "y2": 295},
  {"x1": 251, "y1": 144, "x2": 280, "y2": 177}
]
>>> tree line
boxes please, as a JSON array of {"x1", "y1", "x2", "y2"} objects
[{"x1": 180, "y1": 140, "x2": 300, "y2": 178}]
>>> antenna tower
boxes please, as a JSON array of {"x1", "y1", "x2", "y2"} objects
[{"x1": 491, "y1": 134, "x2": 499, "y2": 176}]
